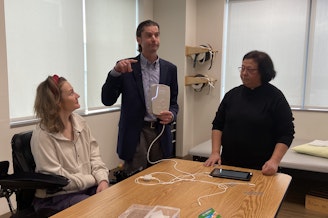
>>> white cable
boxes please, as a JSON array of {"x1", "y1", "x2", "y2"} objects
[
  {"x1": 144, "y1": 129, "x2": 256, "y2": 206},
  {"x1": 135, "y1": 160, "x2": 255, "y2": 206},
  {"x1": 207, "y1": 78, "x2": 215, "y2": 89},
  {"x1": 192, "y1": 83, "x2": 204, "y2": 91},
  {"x1": 147, "y1": 124, "x2": 166, "y2": 165}
]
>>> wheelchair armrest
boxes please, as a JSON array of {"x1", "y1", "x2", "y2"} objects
[
  {"x1": 0, "y1": 172, "x2": 69, "y2": 190},
  {"x1": 0, "y1": 161, "x2": 9, "y2": 177}
]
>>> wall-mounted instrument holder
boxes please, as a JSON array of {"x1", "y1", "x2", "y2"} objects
[{"x1": 185, "y1": 45, "x2": 218, "y2": 91}]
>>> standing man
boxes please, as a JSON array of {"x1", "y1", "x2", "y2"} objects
[{"x1": 101, "y1": 20, "x2": 179, "y2": 175}]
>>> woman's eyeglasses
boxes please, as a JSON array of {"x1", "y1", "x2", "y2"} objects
[{"x1": 238, "y1": 67, "x2": 258, "y2": 74}]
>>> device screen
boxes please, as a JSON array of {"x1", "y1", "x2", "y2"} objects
[{"x1": 210, "y1": 168, "x2": 252, "y2": 181}]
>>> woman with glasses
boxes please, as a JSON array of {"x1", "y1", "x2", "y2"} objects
[{"x1": 204, "y1": 50, "x2": 295, "y2": 176}]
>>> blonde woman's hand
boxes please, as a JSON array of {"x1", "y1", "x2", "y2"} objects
[{"x1": 96, "y1": 180, "x2": 109, "y2": 193}]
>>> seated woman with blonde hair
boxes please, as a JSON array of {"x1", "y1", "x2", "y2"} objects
[{"x1": 31, "y1": 75, "x2": 109, "y2": 216}]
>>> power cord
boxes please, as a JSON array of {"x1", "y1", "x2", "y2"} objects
[
  {"x1": 135, "y1": 159, "x2": 255, "y2": 206},
  {"x1": 141, "y1": 122, "x2": 256, "y2": 206},
  {"x1": 146, "y1": 124, "x2": 166, "y2": 165}
]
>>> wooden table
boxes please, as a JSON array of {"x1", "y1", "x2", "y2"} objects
[{"x1": 51, "y1": 159, "x2": 291, "y2": 218}]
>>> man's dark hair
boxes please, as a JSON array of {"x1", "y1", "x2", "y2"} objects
[{"x1": 136, "y1": 20, "x2": 160, "y2": 53}]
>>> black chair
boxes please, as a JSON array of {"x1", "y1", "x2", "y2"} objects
[{"x1": 0, "y1": 131, "x2": 69, "y2": 218}]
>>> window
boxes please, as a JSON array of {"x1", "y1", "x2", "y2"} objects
[
  {"x1": 223, "y1": 0, "x2": 328, "y2": 110},
  {"x1": 5, "y1": 0, "x2": 138, "y2": 120}
]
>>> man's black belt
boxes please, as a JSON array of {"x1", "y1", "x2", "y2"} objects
[{"x1": 143, "y1": 121, "x2": 157, "y2": 129}]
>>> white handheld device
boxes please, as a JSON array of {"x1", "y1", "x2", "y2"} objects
[{"x1": 150, "y1": 84, "x2": 170, "y2": 115}]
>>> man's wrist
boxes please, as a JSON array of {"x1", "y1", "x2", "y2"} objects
[{"x1": 110, "y1": 68, "x2": 122, "y2": 77}]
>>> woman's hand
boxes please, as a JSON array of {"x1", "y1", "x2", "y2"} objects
[
  {"x1": 96, "y1": 180, "x2": 109, "y2": 193},
  {"x1": 203, "y1": 153, "x2": 221, "y2": 167},
  {"x1": 262, "y1": 159, "x2": 279, "y2": 176}
]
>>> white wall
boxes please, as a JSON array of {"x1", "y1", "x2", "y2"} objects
[
  {"x1": 153, "y1": 0, "x2": 225, "y2": 155},
  {"x1": 0, "y1": 4, "x2": 13, "y2": 216},
  {"x1": 293, "y1": 110, "x2": 328, "y2": 140},
  {"x1": 152, "y1": 0, "x2": 188, "y2": 156},
  {"x1": 1, "y1": 0, "x2": 328, "y2": 215}
]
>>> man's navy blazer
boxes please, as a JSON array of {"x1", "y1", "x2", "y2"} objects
[{"x1": 101, "y1": 55, "x2": 179, "y2": 161}]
